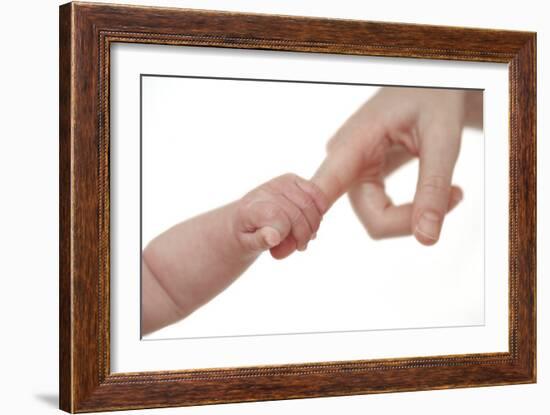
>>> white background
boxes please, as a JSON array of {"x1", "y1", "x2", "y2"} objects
[
  {"x1": 141, "y1": 71, "x2": 487, "y2": 340},
  {"x1": 0, "y1": 0, "x2": 546, "y2": 414},
  {"x1": 110, "y1": 44, "x2": 510, "y2": 373}
]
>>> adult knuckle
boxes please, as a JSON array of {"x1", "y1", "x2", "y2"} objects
[{"x1": 420, "y1": 175, "x2": 449, "y2": 195}]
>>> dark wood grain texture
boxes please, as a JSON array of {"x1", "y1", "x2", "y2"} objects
[
  {"x1": 59, "y1": 2, "x2": 536, "y2": 412},
  {"x1": 59, "y1": 3, "x2": 73, "y2": 411}
]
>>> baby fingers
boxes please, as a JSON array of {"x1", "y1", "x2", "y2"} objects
[
  {"x1": 241, "y1": 226, "x2": 282, "y2": 252},
  {"x1": 235, "y1": 201, "x2": 292, "y2": 253},
  {"x1": 267, "y1": 174, "x2": 328, "y2": 250},
  {"x1": 235, "y1": 173, "x2": 329, "y2": 257},
  {"x1": 269, "y1": 193, "x2": 314, "y2": 252}
]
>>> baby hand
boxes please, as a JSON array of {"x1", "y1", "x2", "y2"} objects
[{"x1": 232, "y1": 173, "x2": 329, "y2": 259}]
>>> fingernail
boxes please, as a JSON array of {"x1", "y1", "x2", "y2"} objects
[
  {"x1": 452, "y1": 192, "x2": 463, "y2": 203},
  {"x1": 415, "y1": 211, "x2": 441, "y2": 241},
  {"x1": 264, "y1": 232, "x2": 280, "y2": 248},
  {"x1": 297, "y1": 243, "x2": 308, "y2": 252},
  {"x1": 312, "y1": 232, "x2": 317, "y2": 240}
]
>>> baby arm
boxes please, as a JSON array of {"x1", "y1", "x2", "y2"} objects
[{"x1": 141, "y1": 173, "x2": 328, "y2": 335}]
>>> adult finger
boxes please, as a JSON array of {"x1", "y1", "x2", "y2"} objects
[
  {"x1": 383, "y1": 143, "x2": 414, "y2": 177},
  {"x1": 349, "y1": 181, "x2": 463, "y2": 240},
  {"x1": 447, "y1": 186, "x2": 463, "y2": 212},
  {"x1": 412, "y1": 123, "x2": 461, "y2": 245},
  {"x1": 348, "y1": 180, "x2": 412, "y2": 239},
  {"x1": 347, "y1": 143, "x2": 419, "y2": 239},
  {"x1": 311, "y1": 144, "x2": 362, "y2": 208},
  {"x1": 311, "y1": 126, "x2": 385, "y2": 207}
]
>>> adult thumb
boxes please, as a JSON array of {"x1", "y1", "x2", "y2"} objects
[{"x1": 412, "y1": 128, "x2": 460, "y2": 245}]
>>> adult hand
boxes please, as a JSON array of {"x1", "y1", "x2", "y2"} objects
[{"x1": 312, "y1": 87, "x2": 482, "y2": 246}]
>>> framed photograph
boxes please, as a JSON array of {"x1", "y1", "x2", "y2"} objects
[{"x1": 59, "y1": 2, "x2": 536, "y2": 412}]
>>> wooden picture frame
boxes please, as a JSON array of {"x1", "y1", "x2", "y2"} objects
[{"x1": 59, "y1": 2, "x2": 536, "y2": 412}]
